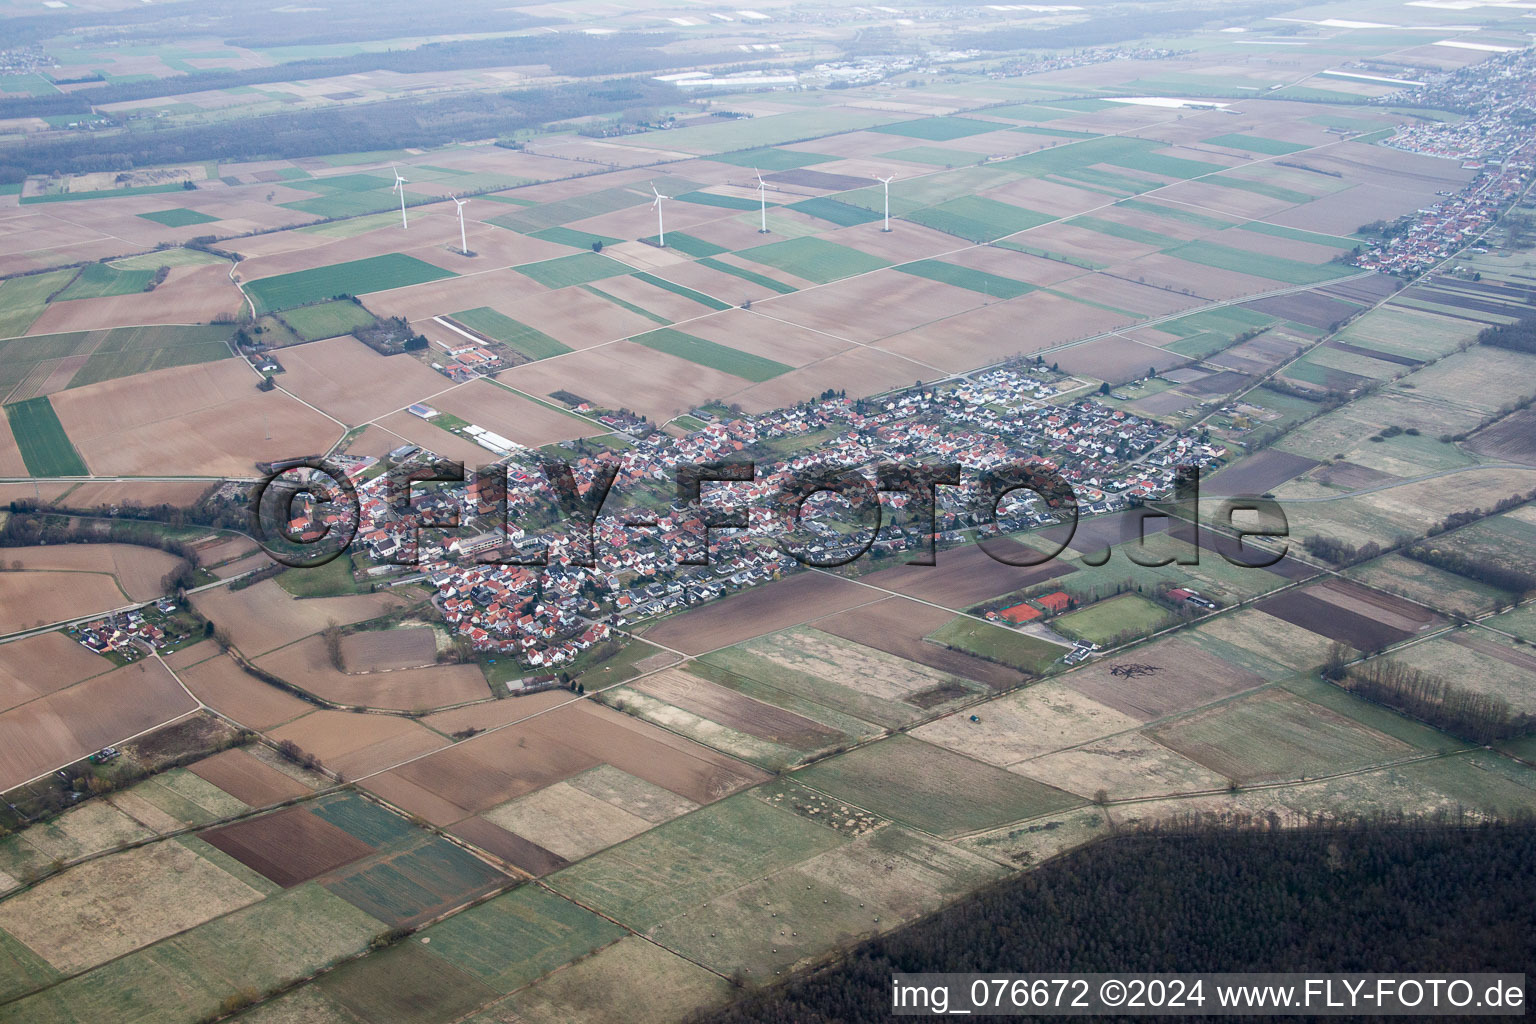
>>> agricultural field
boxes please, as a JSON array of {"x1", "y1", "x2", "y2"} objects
[
  {"x1": 3, "y1": 397, "x2": 87, "y2": 476},
  {"x1": 3, "y1": 9, "x2": 1536, "y2": 1023},
  {"x1": 278, "y1": 299, "x2": 378, "y2": 342},
  {"x1": 245, "y1": 254, "x2": 456, "y2": 314}
]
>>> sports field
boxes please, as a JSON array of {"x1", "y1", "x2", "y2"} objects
[
  {"x1": 245, "y1": 253, "x2": 456, "y2": 314},
  {"x1": 1052, "y1": 593, "x2": 1175, "y2": 645},
  {"x1": 4, "y1": 397, "x2": 88, "y2": 476},
  {"x1": 450, "y1": 307, "x2": 571, "y2": 360},
  {"x1": 631, "y1": 328, "x2": 792, "y2": 382}
]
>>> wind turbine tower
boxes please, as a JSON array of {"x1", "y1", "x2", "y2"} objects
[
  {"x1": 753, "y1": 167, "x2": 769, "y2": 234},
  {"x1": 452, "y1": 194, "x2": 470, "y2": 255},
  {"x1": 650, "y1": 182, "x2": 672, "y2": 247},
  {"x1": 874, "y1": 174, "x2": 896, "y2": 233},
  {"x1": 391, "y1": 164, "x2": 410, "y2": 230}
]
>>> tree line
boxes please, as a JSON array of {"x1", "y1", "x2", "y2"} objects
[
  {"x1": 1331, "y1": 651, "x2": 1535, "y2": 745},
  {"x1": 0, "y1": 77, "x2": 686, "y2": 182},
  {"x1": 693, "y1": 822, "x2": 1536, "y2": 1023}
]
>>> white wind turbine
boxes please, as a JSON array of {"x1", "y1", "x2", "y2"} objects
[
  {"x1": 391, "y1": 163, "x2": 409, "y2": 230},
  {"x1": 874, "y1": 173, "x2": 896, "y2": 233},
  {"x1": 452, "y1": 194, "x2": 470, "y2": 255},
  {"x1": 753, "y1": 167, "x2": 769, "y2": 234},
  {"x1": 650, "y1": 182, "x2": 672, "y2": 247}
]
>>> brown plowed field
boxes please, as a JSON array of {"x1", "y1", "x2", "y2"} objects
[
  {"x1": 174, "y1": 652, "x2": 313, "y2": 730},
  {"x1": 448, "y1": 816, "x2": 568, "y2": 876},
  {"x1": 1064, "y1": 638, "x2": 1266, "y2": 722},
  {"x1": 432, "y1": 379, "x2": 601, "y2": 448},
  {"x1": 861, "y1": 538, "x2": 1072, "y2": 608},
  {"x1": 1465, "y1": 408, "x2": 1536, "y2": 465},
  {"x1": 0, "y1": 631, "x2": 110, "y2": 713},
  {"x1": 26, "y1": 265, "x2": 243, "y2": 334},
  {"x1": 278, "y1": 336, "x2": 453, "y2": 425},
  {"x1": 269, "y1": 710, "x2": 449, "y2": 779},
  {"x1": 202, "y1": 806, "x2": 375, "y2": 887},
  {"x1": 188, "y1": 746, "x2": 313, "y2": 806},
  {"x1": 48, "y1": 359, "x2": 342, "y2": 477},
  {"x1": 257, "y1": 635, "x2": 489, "y2": 710},
  {"x1": 635, "y1": 668, "x2": 842, "y2": 747},
  {"x1": 340, "y1": 627, "x2": 438, "y2": 672},
  {"x1": 1255, "y1": 578, "x2": 1439, "y2": 650},
  {"x1": 812, "y1": 595, "x2": 1022, "y2": 688},
  {"x1": 0, "y1": 659, "x2": 197, "y2": 790},
  {"x1": 190, "y1": 579, "x2": 406, "y2": 656},
  {"x1": 729, "y1": 345, "x2": 930, "y2": 414},
  {"x1": 0, "y1": 543, "x2": 182, "y2": 600},
  {"x1": 365, "y1": 700, "x2": 767, "y2": 826},
  {"x1": 498, "y1": 340, "x2": 751, "y2": 425},
  {"x1": 641, "y1": 571, "x2": 872, "y2": 655}
]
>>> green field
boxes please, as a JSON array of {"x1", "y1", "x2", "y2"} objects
[
  {"x1": 66, "y1": 324, "x2": 235, "y2": 388},
  {"x1": 581, "y1": 285, "x2": 671, "y2": 326},
  {"x1": 548, "y1": 793, "x2": 846, "y2": 929},
  {"x1": 737, "y1": 237, "x2": 890, "y2": 284},
  {"x1": 4, "y1": 397, "x2": 88, "y2": 476},
  {"x1": 492, "y1": 186, "x2": 653, "y2": 233},
  {"x1": 631, "y1": 328, "x2": 791, "y2": 382},
  {"x1": 905, "y1": 195, "x2": 1053, "y2": 243},
  {"x1": 795, "y1": 735, "x2": 1079, "y2": 837},
  {"x1": 1115, "y1": 199, "x2": 1236, "y2": 231},
  {"x1": 245, "y1": 253, "x2": 456, "y2": 314},
  {"x1": 1239, "y1": 221, "x2": 1359, "y2": 249},
  {"x1": 1152, "y1": 688, "x2": 1410, "y2": 785},
  {"x1": 450, "y1": 307, "x2": 571, "y2": 360},
  {"x1": 710, "y1": 147, "x2": 838, "y2": 171},
  {"x1": 309, "y1": 791, "x2": 418, "y2": 848},
  {"x1": 274, "y1": 299, "x2": 377, "y2": 343},
  {"x1": 19, "y1": 183, "x2": 185, "y2": 204},
  {"x1": 644, "y1": 232, "x2": 727, "y2": 257},
  {"x1": 137, "y1": 207, "x2": 219, "y2": 227},
  {"x1": 55, "y1": 263, "x2": 155, "y2": 301},
  {"x1": 999, "y1": 136, "x2": 1226, "y2": 182},
  {"x1": 514, "y1": 252, "x2": 630, "y2": 289},
  {"x1": 789, "y1": 196, "x2": 883, "y2": 227},
  {"x1": 313, "y1": 942, "x2": 498, "y2": 1024},
  {"x1": 880, "y1": 146, "x2": 983, "y2": 166},
  {"x1": 1207, "y1": 173, "x2": 1316, "y2": 206},
  {"x1": 419, "y1": 884, "x2": 625, "y2": 993},
  {"x1": 275, "y1": 553, "x2": 365, "y2": 598},
  {"x1": 1166, "y1": 241, "x2": 1355, "y2": 286},
  {"x1": 872, "y1": 116, "x2": 1002, "y2": 141},
  {"x1": 323, "y1": 835, "x2": 509, "y2": 928},
  {"x1": 925, "y1": 616, "x2": 1064, "y2": 674},
  {"x1": 696, "y1": 257, "x2": 798, "y2": 294},
  {"x1": 631, "y1": 272, "x2": 732, "y2": 311},
  {"x1": 528, "y1": 226, "x2": 624, "y2": 250},
  {"x1": 1204, "y1": 133, "x2": 1311, "y2": 156},
  {"x1": 895, "y1": 260, "x2": 1033, "y2": 299},
  {"x1": 674, "y1": 190, "x2": 765, "y2": 212},
  {"x1": 110, "y1": 248, "x2": 228, "y2": 270},
  {"x1": 0, "y1": 268, "x2": 76, "y2": 339},
  {"x1": 0, "y1": 883, "x2": 382, "y2": 1024},
  {"x1": 1051, "y1": 593, "x2": 1175, "y2": 645},
  {"x1": 1066, "y1": 215, "x2": 1173, "y2": 249}
]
